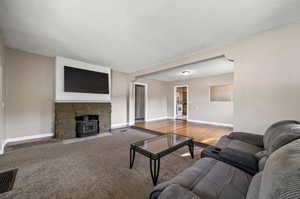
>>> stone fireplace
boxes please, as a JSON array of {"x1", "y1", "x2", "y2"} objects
[{"x1": 55, "y1": 103, "x2": 111, "y2": 139}]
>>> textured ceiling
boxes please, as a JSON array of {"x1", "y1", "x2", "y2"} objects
[
  {"x1": 144, "y1": 56, "x2": 233, "y2": 81},
  {"x1": 0, "y1": 0, "x2": 300, "y2": 73}
]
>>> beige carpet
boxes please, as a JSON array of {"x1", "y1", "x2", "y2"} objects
[{"x1": 0, "y1": 128, "x2": 201, "y2": 199}]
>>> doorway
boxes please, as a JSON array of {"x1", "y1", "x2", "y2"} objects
[
  {"x1": 174, "y1": 86, "x2": 188, "y2": 120},
  {"x1": 134, "y1": 83, "x2": 146, "y2": 122}
]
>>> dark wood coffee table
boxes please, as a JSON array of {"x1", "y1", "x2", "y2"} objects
[{"x1": 129, "y1": 133, "x2": 194, "y2": 185}]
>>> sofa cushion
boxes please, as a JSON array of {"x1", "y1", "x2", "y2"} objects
[
  {"x1": 246, "y1": 172, "x2": 262, "y2": 199},
  {"x1": 150, "y1": 158, "x2": 218, "y2": 199},
  {"x1": 259, "y1": 138, "x2": 300, "y2": 199},
  {"x1": 228, "y1": 132, "x2": 264, "y2": 147},
  {"x1": 216, "y1": 136, "x2": 263, "y2": 154},
  {"x1": 192, "y1": 159, "x2": 252, "y2": 199},
  {"x1": 153, "y1": 158, "x2": 252, "y2": 199}
]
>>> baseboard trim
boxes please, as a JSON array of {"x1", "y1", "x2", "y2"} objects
[
  {"x1": 5, "y1": 133, "x2": 54, "y2": 144},
  {"x1": 127, "y1": 116, "x2": 174, "y2": 126},
  {"x1": 128, "y1": 121, "x2": 135, "y2": 126},
  {"x1": 111, "y1": 123, "x2": 128, "y2": 129},
  {"x1": 0, "y1": 133, "x2": 54, "y2": 155},
  {"x1": 187, "y1": 119, "x2": 234, "y2": 128},
  {"x1": 0, "y1": 142, "x2": 5, "y2": 155},
  {"x1": 146, "y1": 116, "x2": 169, "y2": 122},
  {"x1": 166, "y1": 116, "x2": 175, "y2": 119}
]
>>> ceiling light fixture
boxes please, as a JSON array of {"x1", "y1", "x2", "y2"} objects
[{"x1": 181, "y1": 70, "x2": 191, "y2": 76}]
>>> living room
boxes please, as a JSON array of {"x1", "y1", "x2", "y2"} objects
[{"x1": 0, "y1": 1, "x2": 300, "y2": 199}]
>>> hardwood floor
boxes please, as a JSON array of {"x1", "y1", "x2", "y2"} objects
[{"x1": 133, "y1": 119, "x2": 232, "y2": 146}]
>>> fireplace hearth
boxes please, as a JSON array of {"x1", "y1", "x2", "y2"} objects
[{"x1": 75, "y1": 115, "x2": 99, "y2": 137}]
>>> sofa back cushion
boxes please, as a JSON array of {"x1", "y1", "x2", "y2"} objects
[
  {"x1": 259, "y1": 139, "x2": 300, "y2": 199},
  {"x1": 267, "y1": 125, "x2": 300, "y2": 154},
  {"x1": 263, "y1": 120, "x2": 300, "y2": 153}
]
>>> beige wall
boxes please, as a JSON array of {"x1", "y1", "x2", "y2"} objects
[
  {"x1": 4, "y1": 48, "x2": 130, "y2": 141},
  {"x1": 232, "y1": 24, "x2": 300, "y2": 134},
  {"x1": 111, "y1": 71, "x2": 129, "y2": 127},
  {"x1": 0, "y1": 35, "x2": 5, "y2": 152},
  {"x1": 134, "y1": 78, "x2": 168, "y2": 121},
  {"x1": 5, "y1": 48, "x2": 55, "y2": 139},
  {"x1": 167, "y1": 73, "x2": 234, "y2": 125},
  {"x1": 134, "y1": 24, "x2": 300, "y2": 134}
]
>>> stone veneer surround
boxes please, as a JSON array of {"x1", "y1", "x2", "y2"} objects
[{"x1": 55, "y1": 103, "x2": 111, "y2": 139}]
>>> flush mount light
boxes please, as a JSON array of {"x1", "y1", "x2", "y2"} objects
[{"x1": 181, "y1": 70, "x2": 191, "y2": 76}]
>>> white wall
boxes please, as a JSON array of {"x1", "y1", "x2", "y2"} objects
[
  {"x1": 0, "y1": 35, "x2": 5, "y2": 153},
  {"x1": 5, "y1": 48, "x2": 55, "y2": 140},
  {"x1": 167, "y1": 73, "x2": 234, "y2": 126}
]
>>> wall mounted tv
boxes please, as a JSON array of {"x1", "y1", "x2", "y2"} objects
[{"x1": 64, "y1": 66, "x2": 109, "y2": 94}]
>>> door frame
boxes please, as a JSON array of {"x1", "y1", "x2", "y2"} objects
[
  {"x1": 133, "y1": 82, "x2": 148, "y2": 122},
  {"x1": 173, "y1": 85, "x2": 189, "y2": 120}
]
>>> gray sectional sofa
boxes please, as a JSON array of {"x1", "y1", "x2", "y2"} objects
[{"x1": 150, "y1": 120, "x2": 300, "y2": 199}]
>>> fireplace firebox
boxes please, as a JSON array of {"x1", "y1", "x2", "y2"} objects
[{"x1": 75, "y1": 115, "x2": 99, "y2": 137}]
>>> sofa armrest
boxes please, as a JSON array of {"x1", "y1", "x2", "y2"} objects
[
  {"x1": 150, "y1": 181, "x2": 172, "y2": 199},
  {"x1": 152, "y1": 184, "x2": 203, "y2": 199},
  {"x1": 228, "y1": 132, "x2": 264, "y2": 148},
  {"x1": 219, "y1": 148, "x2": 259, "y2": 175}
]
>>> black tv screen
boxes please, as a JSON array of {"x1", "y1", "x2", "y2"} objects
[{"x1": 64, "y1": 66, "x2": 109, "y2": 94}]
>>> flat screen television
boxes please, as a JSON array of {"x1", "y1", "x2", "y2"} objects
[{"x1": 64, "y1": 66, "x2": 109, "y2": 94}]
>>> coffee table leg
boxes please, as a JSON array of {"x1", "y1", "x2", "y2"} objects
[
  {"x1": 150, "y1": 158, "x2": 160, "y2": 186},
  {"x1": 188, "y1": 141, "x2": 194, "y2": 159},
  {"x1": 129, "y1": 147, "x2": 135, "y2": 169}
]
